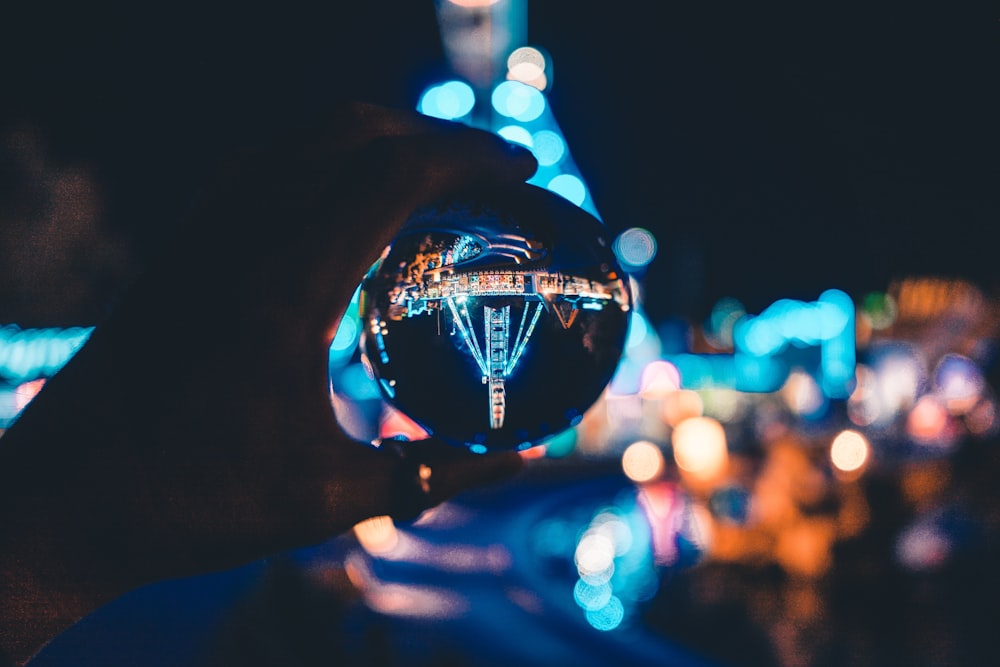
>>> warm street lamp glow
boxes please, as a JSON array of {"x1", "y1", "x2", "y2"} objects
[{"x1": 830, "y1": 429, "x2": 870, "y2": 475}]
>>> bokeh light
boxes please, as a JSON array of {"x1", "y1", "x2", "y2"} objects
[
  {"x1": 584, "y1": 595, "x2": 625, "y2": 631},
  {"x1": 506, "y1": 46, "x2": 548, "y2": 90},
  {"x1": 847, "y1": 364, "x2": 880, "y2": 426},
  {"x1": 861, "y1": 290, "x2": 898, "y2": 330},
  {"x1": 612, "y1": 227, "x2": 658, "y2": 270},
  {"x1": 638, "y1": 360, "x2": 681, "y2": 398},
  {"x1": 704, "y1": 297, "x2": 746, "y2": 349},
  {"x1": 496, "y1": 124, "x2": 533, "y2": 147},
  {"x1": 671, "y1": 416, "x2": 729, "y2": 485},
  {"x1": 622, "y1": 440, "x2": 665, "y2": 483},
  {"x1": 906, "y1": 394, "x2": 956, "y2": 449},
  {"x1": 933, "y1": 353, "x2": 985, "y2": 414},
  {"x1": 660, "y1": 389, "x2": 704, "y2": 427},
  {"x1": 530, "y1": 129, "x2": 565, "y2": 166},
  {"x1": 575, "y1": 532, "x2": 616, "y2": 583},
  {"x1": 418, "y1": 80, "x2": 476, "y2": 120},
  {"x1": 895, "y1": 518, "x2": 951, "y2": 572},
  {"x1": 830, "y1": 429, "x2": 870, "y2": 477},
  {"x1": 573, "y1": 579, "x2": 612, "y2": 611},
  {"x1": 780, "y1": 371, "x2": 827, "y2": 418},
  {"x1": 870, "y1": 344, "x2": 925, "y2": 424},
  {"x1": 545, "y1": 173, "x2": 587, "y2": 206},
  {"x1": 491, "y1": 80, "x2": 546, "y2": 122}
]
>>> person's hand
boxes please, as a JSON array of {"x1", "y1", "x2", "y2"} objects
[{"x1": 0, "y1": 101, "x2": 537, "y2": 665}]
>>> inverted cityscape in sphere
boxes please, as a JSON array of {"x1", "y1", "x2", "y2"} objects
[{"x1": 360, "y1": 184, "x2": 631, "y2": 451}]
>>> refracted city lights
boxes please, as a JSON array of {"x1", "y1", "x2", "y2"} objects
[{"x1": 357, "y1": 183, "x2": 630, "y2": 452}]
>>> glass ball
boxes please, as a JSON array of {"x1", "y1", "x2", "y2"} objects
[{"x1": 358, "y1": 183, "x2": 631, "y2": 452}]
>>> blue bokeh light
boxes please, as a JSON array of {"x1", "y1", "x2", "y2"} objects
[
  {"x1": 584, "y1": 595, "x2": 625, "y2": 631},
  {"x1": 491, "y1": 80, "x2": 546, "y2": 122},
  {"x1": 546, "y1": 174, "x2": 587, "y2": 206},
  {"x1": 531, "y1": 129, "x2": 565, "y2": 166},
  {"x1": 419, "y1": 80, "x2": 476, "y2": 120},
  {"x1": 613, "y1": 227, "x2": 658, "y2": 269},
  {"x1": 496, "y1": 124, "x2": 534, "y2": 147}
]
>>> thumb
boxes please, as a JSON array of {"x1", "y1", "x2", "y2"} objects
[{"x1": 382, "y1": 438, "x2": 525, "y2": 523}]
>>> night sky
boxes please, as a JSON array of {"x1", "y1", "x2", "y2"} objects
[
  {"x1": 3, "y1": 1, "x2": 999, "y2": 326},
  {"x1": 527, "y1": 3, "x2": 1000, "y2": 320}
]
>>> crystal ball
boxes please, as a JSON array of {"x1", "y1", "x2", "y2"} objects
[{"x1": 358, "y1": 183, "x2": 631, "y2": 452}]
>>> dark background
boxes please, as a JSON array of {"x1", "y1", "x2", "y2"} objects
[
  {"x1": 3, "y1": 1, "x2": 999, "y2": 328},
  {"x1": 4, "y1": 4, "x2": 1000, "y2": 666}
]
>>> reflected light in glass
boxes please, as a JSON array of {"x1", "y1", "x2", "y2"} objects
[
  {"x1": 354, "y1": 515, "x2": 400, "y2": 555},
  {"x1": 622, "y1": 440, "x2": 664, "y2": 483},
  {"x1": 830, "y1": 429, "x2": 870, "y2": 475},
  {"x1": 337, "y1": 363, "x2": 382, "y2": 401},
  {"x1": 612, "y1": 227, "x2": 657, "y2": 269},
  {"x1": 541, "y1": 426, "x2": 577, "y2": 457},
  {"x1": 329, "y1": 310, "x2": 360, "y2": 369},
  {"x1": 379, "y1": 404, "x2": 430, "y2": 441},
  {"x1": 546, "y1": 173, "x2": 587, "y2": 206},
  {"x1": 672, "y1": 416, "x2": 729, "y2": 482}
]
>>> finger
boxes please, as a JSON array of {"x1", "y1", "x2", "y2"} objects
[
  {"x1": 384, "y1": 439, "x2": 525, "y2": 523},
  {"x1": 314, "y1": 101, "x2": 483, "y2": 153},
  {"x1": 337, "y1": 126, "x2": 539, "y2": 259},
  {"x1": 297, "y1": 128, "x2": 538, "y2": 335},
  {"x1": 266, "y1": 101, "x2": 511, "y2": 169}
]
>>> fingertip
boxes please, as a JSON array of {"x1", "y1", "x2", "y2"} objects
[
  {"x1": 400, "y1": 438, "x2": 525, "y2": 483},
  {"x1": 497, "y1": 134, "x2": 538, "y2": 172}
]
